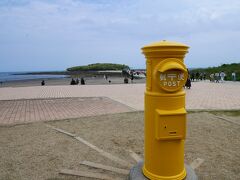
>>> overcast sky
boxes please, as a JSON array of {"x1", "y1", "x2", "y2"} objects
[{"x1": 0, "y1": 0, "x2": 240, "y2": 71}]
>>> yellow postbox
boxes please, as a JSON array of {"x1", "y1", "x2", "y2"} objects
[{"x1": 142, "y1": 40, "x2": 189, "y2": 180}]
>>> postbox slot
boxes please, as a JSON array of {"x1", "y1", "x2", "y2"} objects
[
  {"x1": 169, "y1": 131, "x2": 177, "y2": 135},
  {"x1": 155, "y1": 108, "x2": 186, "y2": 140}
]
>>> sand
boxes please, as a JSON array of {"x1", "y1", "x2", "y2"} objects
[{"x1": 0, "y1": 111, "x2": 239, "y2": 180}]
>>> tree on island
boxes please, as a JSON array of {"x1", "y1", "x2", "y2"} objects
[{"x1": 67, "y1": 63, "x2": 129, "y2": 71}]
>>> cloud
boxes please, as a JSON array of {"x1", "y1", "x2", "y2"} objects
[{"x1": 0, "y1": 0, "x2": 240, "y2": 71}]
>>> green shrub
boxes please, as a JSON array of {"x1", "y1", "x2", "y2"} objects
[{"x1": 67, "y1": 63, "x2": 129, "y2": 71}]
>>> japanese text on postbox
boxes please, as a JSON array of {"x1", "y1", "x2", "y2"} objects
[{"x1": 160, "y1": 71, "x2": 185, "y2": 87}]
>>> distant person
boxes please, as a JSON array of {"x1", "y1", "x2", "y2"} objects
[
  {"x1": 190, "y1": 73, "x2": 195, "y2": 82},
  {"x1": 203, "y1": 73, "x2": 206, "y2": 81},
  {"x1": 76, "y1": 78, "x2": 79, "y2": 85},
  {"x1": 131, "y1": 73, "x2": 134, "y2": 83},
  {"x1": 220, "y1": 71, "x2": 225, "y2": 82},
  {"x1": 0, "y1": 81, "x2": 3, "y2": 86},
  {"x1": 41, "y1": 80, "x2": 45, "y2": 86},
  {"x1": 214, "y1": 72, "x2": 219, "y2": 83},
  {"x1": 124, "y1": 77, "x2": 128, "y2": 84},
  {"x1": 70, "y1": 78, "x2": 76, "y2": 85},
  {"x1": 185, "y1": 70, "x2": 191, "y2": 89},
  {"x1": 185, "y1": 77, "x2": 191, "y2": 89},
  {"x1": 108, "y1": 80, "x2": 111, "y2": 83},
  {"x1": 81, "y1": 78, "x2": 85, "y2": 85},
  {"x1": 210, "y1": 74, "x2": 214, "y2": 82},
  {"x1": 232, "y1": 72, "x2": 236, "y2": 81},
  {"x1": 199, "y1": 73, "x2": 203, "y2": 81},
  {"x1": 196, "y1": 72, "x2": 200, "y2": 81}
]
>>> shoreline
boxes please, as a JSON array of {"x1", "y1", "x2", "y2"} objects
[
  {"x1": 0, "y1": 70, "x2": 146, "y2": 88},
  {"x1": 0, "y1": 76, "x2": 146, "y2": 88},
  {"x1": 12, "y1": 70, "x2": 125, "y2": 76}
]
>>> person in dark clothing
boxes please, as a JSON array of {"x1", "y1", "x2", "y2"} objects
[
  {"x1": 124, "y1": 77, "x2": 128, "y2": 84},
  {"x1": 185, "y1": 69, "x2": 191, "y2": 89},
  {"x1": 196, "y1": 72, "x2": 200, "y2": 81},
  {"x1": 185, "y1": 78, "x2": 191, "y2": 89},
  {"x1": 70, "y1": 78, "x2": 76, "y2": 85},
  {"x1": 203, "y1": 73, "x2": 206, "y2": 81},
  {"x1": 81, "y1": 78, "x2": 85, "y2": 85},
  {"x1": 41, "y1": 80, "x2": 45, "y2": 86}
]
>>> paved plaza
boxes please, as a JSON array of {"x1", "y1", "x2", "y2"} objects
[
  {"x1": 0, "y1": 97, "x2": 134, "y2": 125},
  {"x1": 0, "y1": 81, "x2": 239, "y2": 125}
]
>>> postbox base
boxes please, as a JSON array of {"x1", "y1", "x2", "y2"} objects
[{"x1": 129, "y1": 161, "x2": 197, "y2": 180}]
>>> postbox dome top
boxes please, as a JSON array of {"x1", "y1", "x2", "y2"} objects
[
  {"x1": 142, "y1": 40, "x2": 189, "y2": 49},
  {"x1": 141, "y1": 40, "x2": 189, "y2": 58}
]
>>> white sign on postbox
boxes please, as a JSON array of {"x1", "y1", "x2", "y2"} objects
[{"x1": 159, "y1": 70, "x2": 187, "y2": 92}]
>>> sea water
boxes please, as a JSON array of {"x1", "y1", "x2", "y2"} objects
[{"x1": 0, "y1": 72, "x2": 67, "y2": 82}]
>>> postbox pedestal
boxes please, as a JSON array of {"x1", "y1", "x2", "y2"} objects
[{"x1": 129, "y1": 162, "x2": 197, "y2": 180}]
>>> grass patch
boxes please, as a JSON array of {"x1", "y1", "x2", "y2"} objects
[
  {"x1": 209, "y1": 110, "x2": 240, "y2": 117},
  {"x1": 188, "y1": 109, "x2": 240, "y2": 117}
]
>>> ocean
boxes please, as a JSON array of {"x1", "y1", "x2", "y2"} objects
[{"x1": 0, "y1": 72, "x2": 67, "y2": 82}]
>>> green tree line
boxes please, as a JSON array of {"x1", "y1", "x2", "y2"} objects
[
  {"x1": 190, "y1": 63, "x2": 240, "y2": 81},
  {"x1": 67, "y1": 63, "x2": 129, "y2": 71}
]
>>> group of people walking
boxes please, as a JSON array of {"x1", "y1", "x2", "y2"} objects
[
  {"x1": 190, "y1": 72, "x2": 207, "y2": 82},
  {"x1": 190, "y1": 71, "x2": 237, "y2": 83},
  {"x1": 184, "y1": 70, "x2": 238, "y2": 89},
  {"x1": 70, "y1": 78, "x2": 85, "y2": 85},
  {"x1": 209, "y1": 72, "x2": 226, "y2": 83}
]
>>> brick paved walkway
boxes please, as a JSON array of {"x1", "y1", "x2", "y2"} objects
[
  {"x1": 0, "y1": 84, "x2": 144, "y2": 110},
  {"x1": 186, "y1": 82, "x2": 240, "y2": 110},
  {"x1": 0, "y1": 97, "x2": 134, "y2": 125},
  {"x1": 0, "y1": 82, "x2": 240, "y2": 110},
  {"x1": 0, "y1": 81, "x2": 240, "y2": 125}
]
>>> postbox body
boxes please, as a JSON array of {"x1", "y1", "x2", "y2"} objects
[{"x1": 142, "y1": 41, "x2": 189, "y2": 180}]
